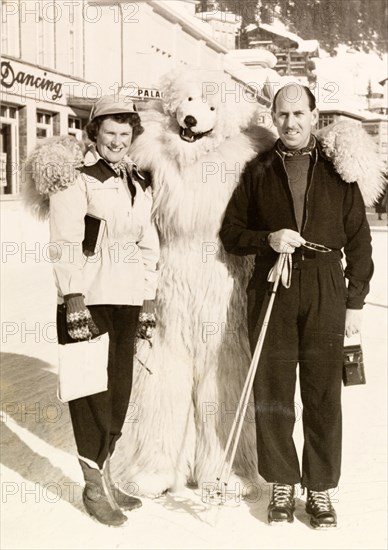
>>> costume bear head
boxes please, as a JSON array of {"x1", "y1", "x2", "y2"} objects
[{"x1": 135, "y1": 67, "x2": 268, "y2": 168}]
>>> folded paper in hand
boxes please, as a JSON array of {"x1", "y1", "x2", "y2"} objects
[{"x1": 57, "y1": 332, "x2": 109, "y2": 402}]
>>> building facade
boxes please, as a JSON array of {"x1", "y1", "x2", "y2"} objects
[
  {"x1": 362, "y1": 117, "x2": 388, "y2": 170},
  {"x1": 1, "y1": 0, "x2": 235, "y2": 197}
]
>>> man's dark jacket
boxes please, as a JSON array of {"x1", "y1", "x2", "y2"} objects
[{"x1": 219, "y1": 139, "x2": 373, "y2": 309}]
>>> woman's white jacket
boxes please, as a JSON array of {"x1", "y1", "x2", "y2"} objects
[{"x1": 49, "y1": 147, "x2": 159, "y2": 306}]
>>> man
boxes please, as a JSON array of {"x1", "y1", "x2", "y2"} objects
[{"x1": 220, "y1": 84, "x2": 373, "y2": 528}]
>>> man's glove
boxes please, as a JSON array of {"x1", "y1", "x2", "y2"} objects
[
  {"x1": 64, "y1": 294, "x2": 99, "y2": 341},
  {"x1": 268, "y1": 229, "x2": 305, "y2": 254}
]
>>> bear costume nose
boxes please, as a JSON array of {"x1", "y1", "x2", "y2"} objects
[{"x1": 184, "y1": 115, "x2": 197, "y2": 128}]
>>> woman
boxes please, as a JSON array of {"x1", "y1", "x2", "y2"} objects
[{"x1": 49, "y1": 95, "x2": 159, "y2": 526}]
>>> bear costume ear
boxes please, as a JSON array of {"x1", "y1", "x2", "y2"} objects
[
  {"x1": 22, "y1": 135, "x2": 86, "y2": 220},
  {"x1": 318, "y1": 121, "x2": 386, "y2": 207},
  {"x1": 159, "y1": 68, "x2": 190, "y2": 117}
]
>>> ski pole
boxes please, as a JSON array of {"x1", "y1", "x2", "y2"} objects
[{"x1": 209, "y1": 253, "x2": 290, "y2": 504}]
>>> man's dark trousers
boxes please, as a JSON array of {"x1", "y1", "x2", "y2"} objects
[
  {"x1": 68, "y1": 305, "x2": 140, "y2": 469},
  {"x1": 247, "y1": 251, "x2": 346, "y2": 491}
]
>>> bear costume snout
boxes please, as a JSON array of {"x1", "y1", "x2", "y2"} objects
[{"x1": 176, "y1": 95, "x2": 217, "y2": 141}]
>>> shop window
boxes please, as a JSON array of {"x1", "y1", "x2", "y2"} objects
[
  {"x1": 69, "y1": 117, "x2": 82, "y2": 130},
  {"x1": 1, "y1": 105, "x2": 18, "y2": 119},
  {"x1": 68, "y1": 116, "x2": 84, "y2": 140},
  {"x1": 1, "y1": 104, "x2": 19, "y2": 195},
  {"x1": 36, "y1": 111, "x2": 53, "y2": 139},
  {"x1": 318, "y1": 114, "x2": 334, "y2": 129}
]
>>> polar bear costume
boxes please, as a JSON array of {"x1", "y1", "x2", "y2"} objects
[{"x1": 112, "y1": 69, "x2": 276, "y2": 497}]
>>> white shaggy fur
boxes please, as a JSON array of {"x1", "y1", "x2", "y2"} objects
[
  {"x1": 317, "y1": 120, "x2": 386, "y2": 207},
  {"x1": 112, "y1": 69, "x2": 276, "y2": 496},
  {"x1": 22, "y1": 136, "x2": 85, "y2": 220}
]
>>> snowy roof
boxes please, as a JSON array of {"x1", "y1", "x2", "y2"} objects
[
  {"x1": 318, "y1": 109, "x2": 365, "y2": 121},
  {"x1": 225, "y1": 49, "x2": 277, "y2": 69},
  {"x1": 359, "y1": 111, "x2": 388, "y2": 122},
  {"x1": 318, "y1": 105, "x2": 388, "y2": 122},
  {"x1": 248, "y1": 22, "x2": 319, "y2": 54},
  {"x1": 301, "y1": 39, "x2": 320, "y2": 54},
  {"x1": 150, "y1": 0, "x2": 220, "y2": 44},
  {"x1": 248, "y1": 23, "x2": 298, "y2": 48},
  {"x1": 195, "y1": 11, "x2": 242, "y2": 24}
]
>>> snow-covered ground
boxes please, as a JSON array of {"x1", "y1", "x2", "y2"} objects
[{"x1": 1, "y1": 201, "x2": 387, "y2": 550}]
